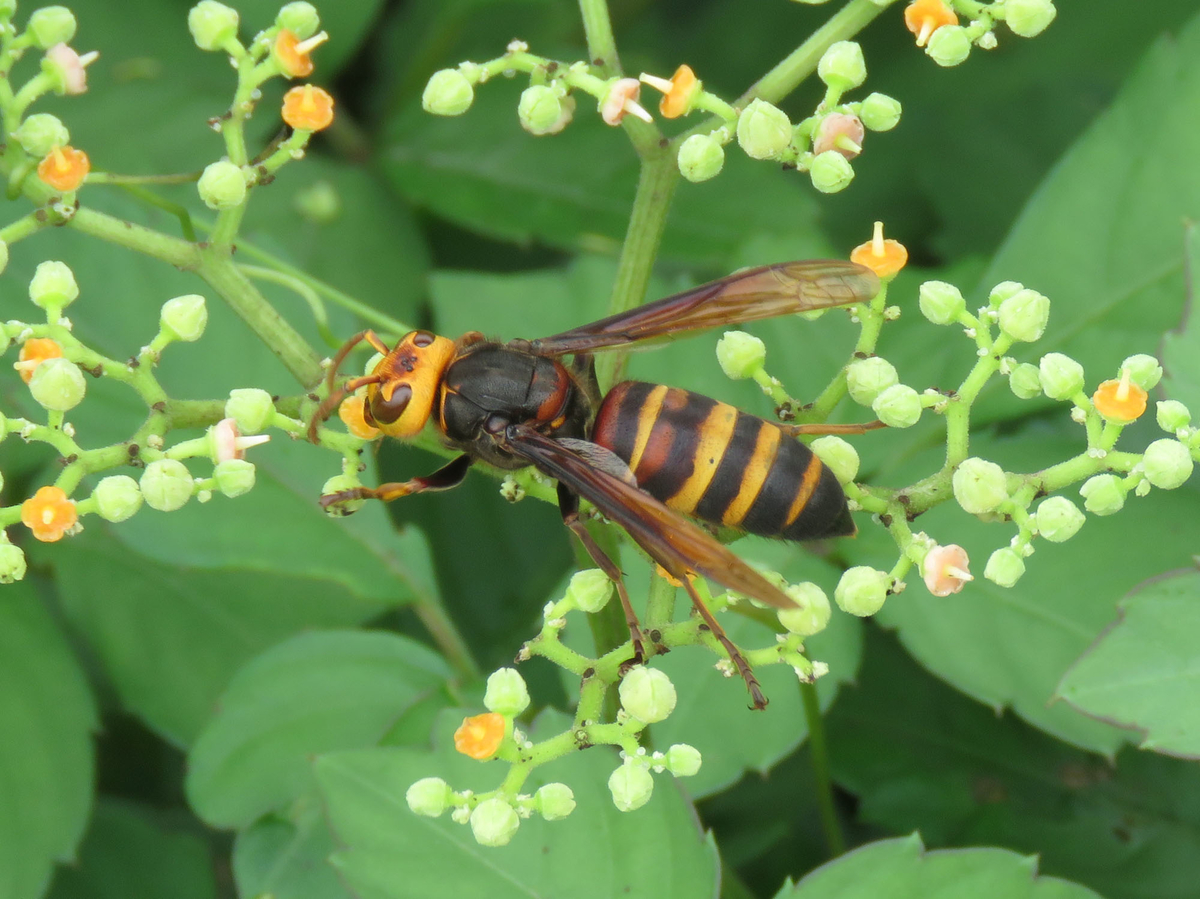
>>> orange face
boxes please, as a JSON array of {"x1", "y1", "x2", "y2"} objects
[{"x1": 363, "y1": 330, "x2": 456, "y2": 438}]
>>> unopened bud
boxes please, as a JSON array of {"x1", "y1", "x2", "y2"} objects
[
  {"x1": 0, "y1": 541, "x2": 27, "y2": 583},
  {"x1": 846, "y1": 356, "x2": 898, "y2": 406},
  {"x1": 811, "y1": 436, "x2": 859, "y2": 485},
  {"x1": 872, "y1": 383, "x2": 921, "y2": 428},
  {"x1": 13, "y1": 113, "x2": 69, "y2": 156},
  {"x1": 608, "y1": 761, "x2": 654, "y2": 812},
  {"x1": 197, "y1": 160, "x2": 247, "y2": 210},
  {"x1": 28, "y1": 6, "x2": 77, "y2": 48},
  {"x1": 93, "y1": 475, "x2": 143, "y2": 522},
  {"x1": 1156, "y1": 400, "x2": 1191, "y2": 433},
  {"x1": 225, "y1": 388, "x2": 274, "y2": 434},
  {"x1": 736, "y1": 99, "x2": 791, "y2": 160},
  {"x1": 565, "y1": 568, "x2": 612, "y2": 613},
  {"x1": 926, "y1": 24, "x2": 971, "y2": 67},
  {"x1": 534, "y1": 783, "x2": 576, "y2": 820},
  {"x1": 140, "y1": 459, "x2": 195, "y2": 512},
  {"x1": 517, "y1": 85, "x2": 566, "y2": 135},
  {"x1": 1038, "y1": 353, "x2": 1084, "y2": 400},
  {"x1": 1034, "y1": 496, "x2": 1085, "y2": 542},
  {"x1": 917, "y1": 280, "x2": 965, "y2": 325},
  {"x1": 817, "y1": 41, "x2": 866, "y2": 91},
  {"x1": 214, "y1": 459, "x2": 256, "y2": 497},
  {"x1": 952, "y1": 457, "x2": 1008, "y2": 514},
  {"x1": 1079, "y1": 473, "x2": 1125, "y2": 516},
  {"x1": 834, "y1": 566, "x2": 889, "y2": 616},
  {"x1": 858, "y1": 92, "x2": 901, "y2": 131},
  {"x1": 320, "y1": 474, "x2": 363, "y2": 515},
  {"x1": 618, "y1": 665, "x2": 676, "y2": 724},
  {"x1": 29, "y1": 260, "x2": 79, "y2": 312},
  {"x1": 276, "y1": 1, "x2": 320, "y2": 38},
  {"x1": 484, "y1": 667, "x2": 530, "y2": 716},
  {"x1": 809, "y1": 150, "x2": 855, "y2": 194},
  {"x1": 716, "y1": 331, "x2": 766, "y2": 380},
  {"x1": 1120, "y1": 354, "x2": 1162, "y2": 391},
  {"x1": 405, "y1": 777, "x2": 451, "y2": 817},
  {"x1": 1008, "y1": 363, "x2": 1042, "y2": 399},
  {"x1": 984, "y1": 547, "x2": 1025, "y2": 587},
  {"x1": 160, "y1": 294, "x2": 208, "y2": 342},
  {"x1": 1005, "y1": 0, "x2": 1057, "y2": 37},
  {"x1": 664, "y1": 744, "x2": 702, "y2": 777},
  {"x1": 422, "y1": 69, "x2": 474, "y2": 116},
  {"x1": 997, "y1": 288, "x2": 1050, "y2": 342},
  {"x1": 29, "y1": 357, "x2": 85, "y2": 411},
  {"x1": 988, "y1": 280, "x2": 1024, "y2": 307},
  {"x1": 1142, "y1": 439, "x2": 1193, "y2": 490},
  {"x1": 677, "y1": 132, "x2": 725, "y2": 182},
  {"x1": 777, "y1": 581, "x2": 832, "y2": 636},
  {"x1": 469, "y1": 798, "x2": 519, "y2": 847},
  {"x1": 188, "y1": 1, "x2": 240, "y2": 51}
]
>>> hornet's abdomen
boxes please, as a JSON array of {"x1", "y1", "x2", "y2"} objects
[{"x1": 592, "y1": 381, "x2": 854, "y2": 540}]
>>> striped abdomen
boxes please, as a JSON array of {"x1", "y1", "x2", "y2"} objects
[{"x1": 591, "y1": 381, "x2": 854, "y2": 541}]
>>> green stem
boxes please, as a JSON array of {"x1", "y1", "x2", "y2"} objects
[
  {"x1": 800, "y1": 679, "x2": 845, "y2": 856},
  {"x1": 577, "y1": 0, "x2": 620, "y2": 74},
  {"x1": 67, "y1": 206, "x2": 200, "y2": 269}
]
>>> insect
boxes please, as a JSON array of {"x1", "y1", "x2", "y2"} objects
[{"x1": 308, "y1": 260, "x2": 880, "y2": 707}]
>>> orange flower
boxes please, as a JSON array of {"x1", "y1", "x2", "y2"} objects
[
  {"x1": 338, "y1": 395, "x2": 380, "y2": 439},
  {"x1": 15, "y1": 338, "x2": 64, "y2": 384},
  {"x1": 21, "y1": 485, "x2": 78, "y2": 542},
  {"x1": 454, "y1": 712, "x2": 505, "y2": 760},
  {"x1": 282, "y1": 84, "x2": 334, "y2": 131},
  {"x1": 640, "y1": 65, "x2": 700, "y2": 119},
  {"x1": 37, "y1": 145, "x2": 90, "y2": 191},
  {"x1": 904, "y1": 0, "x2": 958, "y2": 47},
  {"x1": 1092, "y1": 371, "x2": 1147, "y2": 423},
  {"x1": 922, "y1": 544, "x2": 973, "y2": 596},
  {"x1": 850, "y1": 221, "x2": 908, "y2": 279},
  {"x1": 274, "y1": 29, "x2": 327, "y2": 78}
]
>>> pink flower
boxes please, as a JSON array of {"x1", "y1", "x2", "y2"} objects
[
  {"x1": 601, "y1": 78, "x2": 652, "y2": 126},
  {"x1": 922, "y1": 544, "x2": 972, "y2": 596},
  {"x1": 212, "y1": 418, "x2": 270, "y2": 462},
  {"x1": 812, "y1": 113, "x2": 865, "y2": 159},
  {"x1": 45, "y1": 43, "x2": 99, "y2": 95}
]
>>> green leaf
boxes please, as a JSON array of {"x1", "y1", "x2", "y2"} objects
[
  {"x1": 186, "y1": 630, "x2": 452, "y2": 829},
  {"x1": 47, "y1": 799, "x2": 215, "y2": 899},
  {"x1": 233, "y1": 806, "x2": 354, "y2": 899},
  {"x1": 314, "y1": 710, "x2": 719, "y2": 899},
  {"x1": 654, "y1": 551, "x2": 861, "y2": 799},
  {"x1": 0, "y1": 583, "x2": 97, "y2": 899},
  {"x1": 828, "y1": 627, "x2": 1200, "y2": 899},
  {"x1": 1160, "y1": 223, "x2": 1200, "y2": 414},
  {"x1": 49, "y1": 524, "x2": 388, "y2": 746},
  {"x1": 1057, "y1": 570, "x2": 1200, "y2": 758},
  {"x1": 775, "y1": 834, "x2": 1099, "y2": 899},
  {"x1": 867, "y1": 429, "x2": 1200, "y2": 755},
  {"x1": 971, "y1": 12, "x2": 1200, "y2": 421},
  {"x1": 381, "y1": 81, "x2": 821, "y2": 267}
]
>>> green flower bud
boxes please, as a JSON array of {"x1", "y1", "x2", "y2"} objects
[
  {"x1": 846, "y1": 356, "x2": 898, "y2": 407},
  {"x1": 276, "y1": 1, "x2": 320, "y2": 38},
  {"x1": 1120, "y1": 354, "x2": 1162, "y2": 390},
  {"x1": 834, "y1": 566, "x2": 889, "y2": 617},
  {"x1": 188, "y1": 1, "x2": 239, "y2": 51},
  {"x1": 28, "y1": 6, "x2": 76, "y2": 48},
  {"x1": 917, "y1": 280, "x2": 965, "y2": 325},
  {"x1": 809, "y1": 150, "x2": 855, "y2": 194},
  {"x1": 13, "y1": 112, "x2": 69, "y2": 156},
  {"x1": 858, "y1": 92, "x2": 901, "y2": 131},
  {"x1": 93, "y1": 475, "x2": 143, "y2": 523},
  {"x1": 952, "y1": 457, "x2": 1008, "y2": 514},
  {"x1": 1079, "y1": 473, "x2": 1125, "y2": 516},
  {"x1": 29, "y1": 357, "x2": 85, "y2": 411},
  {"x1": 736, "y1": 99, "x2": 792, "y2": 160},
  {"x1": 405, "y1": 776, "x2": 452, "y2": 817},
  {"x1": 1009, "y1": 362, "x2": 1042, "y2": 400},
  {"x1": 872, "y1": 383, "x2": 921, "y2": 428},
  {"x1": 483, "y1": 667, "x2": 530, "y2": 716},
  {"x1": 618, "y1": 665, "x2": 676, "y2": 724},
  {"x1": 224, "y1": 388, "x2": 274, "y2": 434},
  {"x1": 321, "y1": 474, "x2": 364, "y2": 516},
  {"x1": 160, "y1": 294, "x2": 208, "y2": 342},
  {"x1": 811, "y1": 435, "x2": 859, "y2": 485},
  {"x1": 778, "y1": 581, "x2": 832, "y2": 636},
  {"x1": 1156, "y1": 400, "x2": 1191, "y2": 433},
  {"x1": 0, "y1": 0, "x2": 15, "y2": 22},
  {"x1": 608, "y1": 761, "x2": 654, "y2": 812},
  {"x1": 29, "y1": 260, "x2": 79, "y2": 313},
  {"x1": 293, "y1": 180, "x2": 341, "y2": 224},
  {"x1": 517, "y1": 85, "x2": 565, "y2": 135},
  {"x1": 565, "y1": 568, "x2": 612, "y2": 613},
  {"x1": 197, "y1": 160, "x2": 247, "y2": 210},
  {"x1": 214, "y1": 459, "x2": 256, "y2": 497},
  {"x1": 1034, "y1": 496, "x2": 1085, "y2": 542},
  {"x1": 997, "y1": 288, "x2": 1050, "y2": 343},
  {"x1": 469, "y1": 798, "x2": 519, "y2": 847},
  {"x1": 1038, "y1": 352, "x2": 1084, "y2": 400},
  {"x1": 677, "y1": 133, "x2": 725, "y2": 183},
  {"x1": 140, "y1": 459, "x2": 195, "y2": 512},
  {"x1": 0, "y1": 541, "x2": 27, "y2": 583},
  {"x1": 422, "y1": 69, "x2": 474, "y2": 116},
  {"x1": 534, "y1": 783, "x2": 575, "y2": 820},
  {"x1": 1005, "y1": 0, "x2": 1057, "y2": 37},
  {"x1": 984, "y1": 547, "x2": 1025, "y2": 587},
  {"x1": 926, "y1": 24, "x2": 971, "y2": 67},
  {"x1": 817, "y1": 41, "x2": 866, "y2": 91},
  {"x1": 664, "y1": 744, "x2": 702, "y2": 778},
  {"x1": 1142, "y1": 439, "x2": 1194, "y2": 490},
  {"x1": 716, "y1": 330, "x2": 766, "y2": 380},
  {"x1": 988, "y1": 280, "x2": 1024, "y2": 308}
]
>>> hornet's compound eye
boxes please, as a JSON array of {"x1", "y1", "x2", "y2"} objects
[{"x1": 371, "y1": 382, "x2": 413, "y2": 425}]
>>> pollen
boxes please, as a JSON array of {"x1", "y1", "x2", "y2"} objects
[
  {"x1": 282, "y1": 84, "x2": 335, "y2": 132},
  {"x1": 1092, "y1": 371, "x2": 1148, "y2": 423},
  {"x1": 640, "y1": 64, "x2": 699, "y2": 119},
  {"x1": 850, "y1": 221, "x2": 908, "y2": 279},
  {"x1": 15, "y1": 338, "x2": 64, "y2": 384},
  {"x1": 904, "y1": 0, "x2": 958, "y2": 48},
  {"x1": 37, "y1": 145, "x2": 90, "y2": 191},
  {"x1": 454, "y1": 712, "x2": 505, "y2": 760},
  {"x1": 21, "y1": 485, "x2": 78, "y2": 543},
  {"x1": 274, "y1": 29, "x2": 328, "y2": 78}
]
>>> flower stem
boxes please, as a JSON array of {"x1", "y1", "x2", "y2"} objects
[{"x1": 800, "y1": 679, "x2": 845, "y2": 857}]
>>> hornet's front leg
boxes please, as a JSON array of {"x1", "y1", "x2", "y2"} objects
[{"x1": 319, "y1": 454, "x2": 473, "y2": 510}]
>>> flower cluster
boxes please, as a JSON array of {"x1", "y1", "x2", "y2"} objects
[{"x1": 903, "y1": 0, "x2": 1058, "y2": 67}]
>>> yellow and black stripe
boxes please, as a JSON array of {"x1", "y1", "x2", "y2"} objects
[{"x1": 593, "y1": 381, "x2": 854, "y2": 541}]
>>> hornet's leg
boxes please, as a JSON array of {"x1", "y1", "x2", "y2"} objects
[
  {"x1": 319, "y1": 454, "x2": 473, "y2": 509},
  {"x1": 779, "y1": 420, "x2": 887, "y2": 436},
  {"x1": 557, "y1": 483, "x2": 647, "y2": 668},
  {"x1": 680, "y1": 575, "x2": 767, "y2": 710}
]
